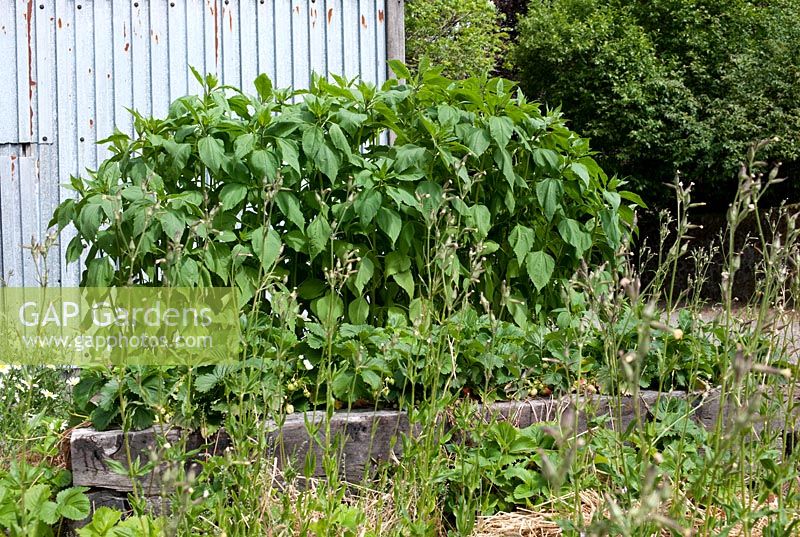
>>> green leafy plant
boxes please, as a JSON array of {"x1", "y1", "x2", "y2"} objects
[
  {"x1": 50, "y1": 63, "x2": 637, "y2": 329},
  {"x1": 76, "y1": 507, "x2": 165, "y2": 537},
  {"x1": 0, "y1": 460, "x2": 89, "y2": 537},
  {"x1": 405, "y1": 0, "x2": 506, "y2": 78}
]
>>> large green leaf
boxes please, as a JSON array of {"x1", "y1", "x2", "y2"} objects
[
  {"x1": 535, "y1": 178, "x2": 563, "y2": 221},
  {"x1": 354, "y1": 256, "x2": 374, "y2": 293},
  {"x1": 198, "y1": 136, "x2": 226, "y2": 174},
  {"x1": 251, "y1": 226, "x2": 282, "y2": 269},
  {"x1": 355, "y1": 190, "x2": 383, "y2": 225},
  {"x1": 306, "y1": 214, "x2": 332, "y2": 258},
  {"x1": 302, "y1": 125, "x2": 340, "y2": 180},
  {"x1": 509, "y1": 225, "x2": 535, "y2": 265},
  {"x1": 376, "y1": 207, "x2": 402, "y2": 245},
  {"x1": 219, "y1": 183, "x2": 248, "y2": 212},
  {"x1": 526, "y1": 250, "x2": 555, "y2": 291},
  {"x1": 488, "y1": 116, "x2": 514, "y2": 148},
  {"x1": 56, "y1": 486, "x2": 91, "y2": 521},
  {"x1": 276, "y1": 191, "x2": 305, "y2": 230},
  {"x1": 558, "y1": 218, "x2": 592, "y2": 256}
]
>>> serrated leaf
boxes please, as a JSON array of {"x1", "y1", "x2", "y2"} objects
[
  {"x1": 536, "y1": 178, "x2": 563, "y2": 221},
  {"x1": 163, "y1": 139, "x2": 192, "y2": 169},
  {"x1": 384, "y1": 251, "x2": 411, "y2": 276},
  {"x1": 306, "y1": 215, "x2": 331, "y2": 258},
  {"x1": 56, "y1": 487, "x2": 91, "y2": 521},
  {"x1": 303, "y1": 125, "x2": 340, "y2": 180},
  {"x1": 488, "y1": 116, "x2": 514, "y2": 148},
  {"x1": 254, "y1": 73, "x2": 273, "y2": 100},
  {"x1": 394, "y1": 144, "x2": 427, "y2": 172},
  {"x1": 158, "y1": 210, "x2": 185, "y2": 241},
  {"x1": 276, "y1": 138, "x2": 300, "y2": 173},
  {"x1": 354, "y1": 256, "x2": 374, "y2": 293},
  {"x1": 493, "y1": 147, "x2": 516, "y2": 187},
  {"x1": 376, "y1": 207, "x2": 401, "y2": 245},
  {"x1": 348, "y1": 296, "x2": 370, "y2": 324},
  {"x1": 298, "y1": 278, "x2": 327, "y2": 299},
  {"x1": 312, "y1": 292, "x2": 344, "y2": 325},
  {"x1": 509, "y1": 225, "x2": 535, "y2": 265},
  {"x1": 388, "y1": 59, "x2": 411, "y2": 79},
  {"x1": 464, "y1": 127, "x2": 491, "y2": 157},
  {"x1": 600, "y1": 209, "x2": 621, "y2": 248},
  {"x1": 66, "y1": 235, "x2": 84, "y2": 264},
  {"x1": 251, "y1": 226, "x2": 282, "y2": 269},
  {"x1": 392, "y1": 270, "x2": 414, "y2": 298},
  {"x1": 219, "y1": 183, "x2": 248, "y2": 211},
  {"x1": 198, "y1": 136, "x2": 226, "y2": 174},
  {"x1": 355, "y1": 189, "x2": 382, "y2": 225},
  {"x1": 385, "y1": 186, "x2": 421, "y2": 211},
  {"x1": 558, "y1": 218, "x2": 592, "y2": 256},
  {"x1": 570, "y1": 162, "x2": 591, "y2": 187},
  {"x1": 331, "y1": 369, "x2": 354, "y2": 399},
  {"x1": 86, "y1": 257, "x2": 114, "y2": 286},
  {"x1": 275, "y1": 191, "x2": 305, "y2": 230},
  {"x1": 23, "y1": 484, "x2": 51, "y2": 514},
  {"x1": 328, "y1": 123, "x2": 352, "y2": 157},
  {"x1": 250, "y1": 149, "x2": 278, "y2": 179},
  {"x1": 526, "y1": 250, "x2": 555, "y2": 291},
  {"x1": 533, "y1": 148, "x2": 560, "y2": 173},
  {"x1": 471, "y1": 204, "x2": 491, "y2": 239},
  {"x1": 361, "y1": 369, "x2": 382, "y2": 391},
  {"x1": 234, "y1": 132, "x2": 256, "y2": 159}
]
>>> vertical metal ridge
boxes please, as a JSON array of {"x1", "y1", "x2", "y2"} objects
[{"x1": 0, "y1": 0, "x2": 398, "y2": 287}]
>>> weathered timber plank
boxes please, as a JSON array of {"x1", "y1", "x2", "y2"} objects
[
  {"x1": 70, "y1": 410, "x2": 409, "y2": 491},
  {"x1": 70, "y1": 387, "x2": 800, "y2": 493}
]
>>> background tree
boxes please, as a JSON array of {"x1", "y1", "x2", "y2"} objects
[
  {"x1": 405, "y1": 0, "x2": 506, "y2": 79},
  {"x1": 513, "y1": 0, "x2": 800, "y2": 207}
]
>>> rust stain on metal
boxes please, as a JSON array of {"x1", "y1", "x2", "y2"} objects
[
  {"x1": 154, "y1": 33, "x2": 159, "y2": 44},
  {"x1": 26, "y1": 0, "x2": 34, "y2": 137},
  {"x1": 327, "y1": 7, "x2": 333, "y2": 24},
  {"x1": 124, "y1": 42, "x2": 129, "y2": 52},
  {"x1": 229, "y1": 10, "x2": 232, "y2": 32},
  {"x1": 361, "y1": 14, "x2": 366, "y2": 28},
  {"x1": 294, "y1": 5, "x2": 299, "y2": 14},
  {"x1": 378, "y1": 9, "x2": 384, "y2": 23},
  {"x1": 89, "y1": 118, "x2": 93, "y2": 127},
  {"x1": 10, "y1": 155, "x2": 15, "y2": 177},
  {"x1": 57, "y1": 17, "x2": 62, "y2": 28},
  {"x1": 311, "y1": 7, "x2": 316, "y2": 28},
  {"x1": 123, "y1": 22, "x2": 126, "y2": 38},
  {"x1": 210, "y1": 0, "x2": 219, "y2": 65}
]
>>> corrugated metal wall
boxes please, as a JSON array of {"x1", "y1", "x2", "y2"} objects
[{"x1": 0, "y1": 0, "x2": 395, "y2": 287}]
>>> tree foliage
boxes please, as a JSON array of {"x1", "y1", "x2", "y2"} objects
[
  {"x1": 406, "y1": 0, "x2": 506, "y2": 79},
  {"x1": 513, "y1": 0, "x2": 800, "y2": 204}
]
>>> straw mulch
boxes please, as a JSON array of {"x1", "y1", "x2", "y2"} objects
[{"x1": 471, "y1": 490, "x2": 780, "y2": 537}]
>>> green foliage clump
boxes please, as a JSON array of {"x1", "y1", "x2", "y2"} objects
[
  {"x1": 405, "y1": 0, "x2": 506, "y2": 78},
  {"x1": 0, "y1": 460, "x2": 90, "y2": 537},
  {"x1": 50, "y1": 63, "x2": 635, "y2": 327},
  {"x1": 513, "y1": 0, "x2": 800, "y2": 204}
]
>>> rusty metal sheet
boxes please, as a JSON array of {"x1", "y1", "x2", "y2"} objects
[{"x1": 1, "y1": 0, "x2": 399, "y2": 288}]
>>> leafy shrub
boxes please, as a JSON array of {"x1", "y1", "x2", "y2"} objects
[
  {"x1": 512, "y1": 0, "x2": 800, "y2": 204},
  {"x1": 405, "y1": 0, "x2": 506, "y2": 79},
  {"x1": 51, "y1": 63, "x2": 636, "y2": 326}
]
